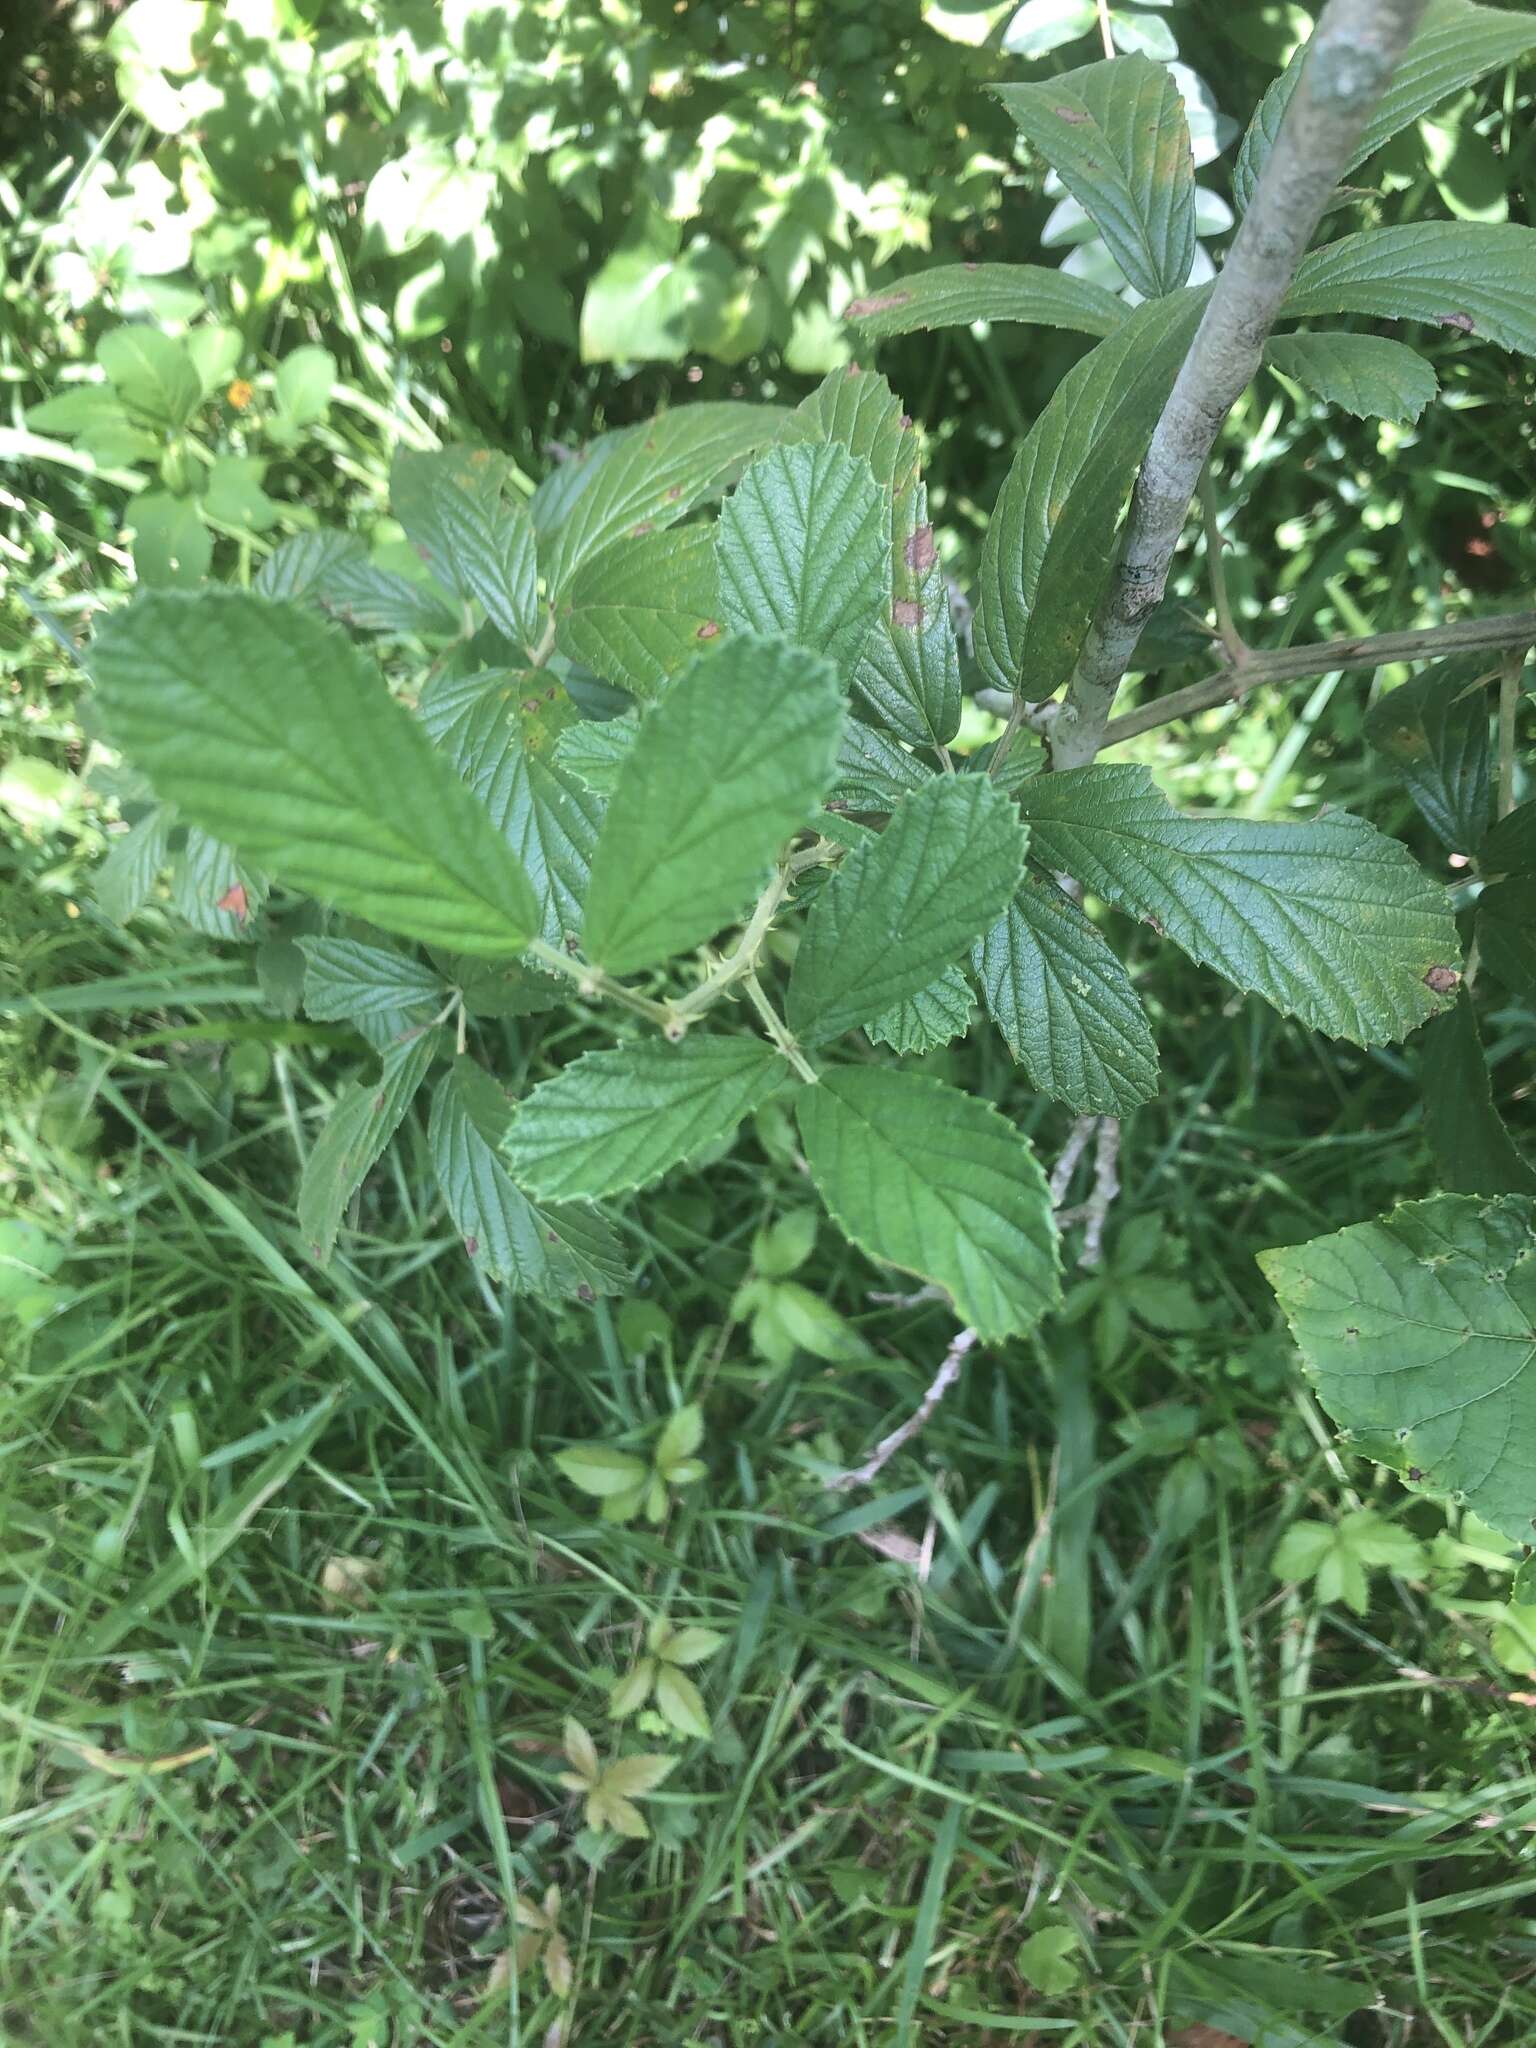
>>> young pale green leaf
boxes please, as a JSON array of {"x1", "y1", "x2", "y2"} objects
[
  {"x1": 655, "y1": 1402, "x2": 704, "y2": 1473},
  {"x1": 505, "y1": 1037, "x2": 784, "y2": 1201},
  {"x1": 583, "y1": 635, "x2": 843, "y2": 974},
  {"x1": 1017, "y1": 765, "x2": 1461, "y2": 1046},
  {"x1": 556, "y1": 526, "x2": 725, "y2": 697},
  {"x1": 1258, "y1": 1194, "x2": 1536, "y2": 1548},
  {"x1": 1479, "y1": 800, "x2": 1536, "y2": 878},
  {"x1": 654, "y1": 1667, "x2": 710, "y2": 1739},
  {"x1": 556, "y1": 1446, "x2": 648, "y2": 1500},
  {"x1": 1417, "y1": 996, "x2": 1536, "y2": 1198},
  {"x1": 844, "y1": 263, "x2": 1126, "y2": 341},
  {"x1": 778, "y1": 367, "x2": 960, "y2": 748},
  {"x1": 972, "y1": 288, "x2": 1208, "y2": 700},
  {"x1": 271, "y1": 534, "x2": 460, "y2": 638},
  {"x1": 796, "y1": 1067, "x2": 1061, "y2": 1342},
  {"x1": 95, "y1": 806, "x2": 171, "y2": 925},
  {"x1": 428, "y1": 1060, "x2": 627, "y2": 1298},
  {"x1": 543, "y1": 403, "x2": 786, "y2": 597},
  {"x1": 787, "y1": 777, "x2": 1027, "y2": 1048},
  {"x1": 90, "y1": 593, "x2": 541, "y2": 956},
  {"x1": 298, "y1": 937, "x2": 446, "y2": 1022},
  {"x1": 553, "y1": 716, "x2": 639, "y2": 797},
  {"x1": 1284, "y1": 225, "x2": 1536, "y2": 361},
  {"x1": 865, "y1": 962, "x2": 973, "y2": 1056},
  {"x1": 1266, "y1": 332, "x2": 1437, "y2": 425},
  {"x1": 1477, "y1": 882, "x2": 1536, "y2": 1006},
  {"x1": 1364, "y1": 658, "x2": 1493, "y2": 853},
  {"x1": 298, "y1": 1028, "x2": 440, "y2": 1262},
  {"x1": 973, "y1": 876, "x2": 1160, "y2": 1116},
  {"x1": 995, "y1": 56, "x2": 1197, "y2": 299},
  {"x1": 1233, "y1": 0, "x2": 1536, "y2": 215},
  {"x1": 97, "y1": 325, "x2": 202, "y2": 431},
  {"x1": 715, "y1": 443, "x2": 889, "y2": 683},
  {"x1": 391, "y1": 446, "x2": 541, "y2": 649},
  {"x1": 420, "y1": 669, "x2": 602, "y2": 951}
]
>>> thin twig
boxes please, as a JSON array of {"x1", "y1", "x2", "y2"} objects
[
  {"x1": 1100, "y1": 609, "x2": 1536, "y2": 748},
  {"x1": 1048, "y1": 0, "x2": 1434, "y2": 771},
  {"x1": 1049, "y1": 1115, "x2": 1098, "y2": 1205},
  {"x1": 825, "y1": 1327, "x2": 981, "y2": 1492},
  {"x1": 1094, "y1": 0, "x2": 1115, "y2": 59},
  {"x1": 1198, "y1": 461, "x2": 1246, "y2": 665},
  {"x1": 1078, "y1": 1118, "x2": 1122, "y2": 1268}
]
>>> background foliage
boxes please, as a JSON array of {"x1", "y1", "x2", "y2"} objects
[{"x1": 3, "y1": 2, "x2": 1535, "y2": 2043}]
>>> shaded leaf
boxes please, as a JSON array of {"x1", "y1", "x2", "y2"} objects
[
  {"x1": 298, "y1": 937, "x2": 445, "y2": 1022},
  {"x1": 95, "y1": 806, "x2": 171, "y2": 924},
  {"x1": 1266, "y1": 331, "x2": 1437, "y2": 424},
  {"x1": 298, "y1": 1029, "x2": 440, "y2": 1262},
  {"x1": 865, "y1": 962, "x2": 973, "y2": 1055},
  {"x1": 1364, "y1": 657, "x2": 1494, "y2": 853},
  {"x1": 1417, "y1": 995, "x2": 1536, "y2": 1197},
  {"x1": 392, "y1": 445, "x2": 540, "y2": 648}
]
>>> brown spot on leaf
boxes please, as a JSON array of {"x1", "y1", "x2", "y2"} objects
[
  {"x1": 905, "y1": 523, "x2": 937, "y2": 574},
  {"x1": 1408, "y1": 1467, "x2": 1425, "y2": 1482},
  {"x1": 465, "y1": 1236, "x2": 478, "y2": 1258},
  {"x1": 577, "y1": 1283, "x2": 596, "y2": 1303},
  {"x1": 1424, "y1": 964, "x2": 1460, "y2": 994},
  {"x1": 963, "y1": 261, "x2": 980, "y2": 272},
  {"x1": 522, "y1": 698, "x2": 543, "y2": 714},
  {"x1": 696, "y1": 619, "x2": 721, "y2": 639},
  {"x1": 629, "y1": 520, "x2": 654, "y2": 538},
  {"x1": 665, "y1": 484, "x2": 683, "y2": 500},
  {"x1": 216, "y1": 883, "x2": 249, "y2": 922},
  {"x1": 1437, "y1": 311, "x2": 1476, "y2": 333},
  {"x1": 845, "y1": 290, "x2": 912, "y2": 319},
  {"x1": 1056, "y1": 105, "x2": 1090, "y2": 123},
  {"x1": 899, "y1": 414, "x2": 913, "y2": 429},
  {"x1": 892, "y1": 599, "x2": 924, "y2": 629},
  {"x1": 845, "y1": 361, "x2": 861, "y2": 377}
]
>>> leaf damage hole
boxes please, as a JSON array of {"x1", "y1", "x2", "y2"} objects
[{"x1": 1423, "y1": 964, "x2": 1460, "y2": 993}]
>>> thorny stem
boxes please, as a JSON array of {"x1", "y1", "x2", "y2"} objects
[
  {"x1": 740, "y1": 969, "x2": 818, "y2": 1084},
  {"x1": 1098, "y1": 608, "x2": 1536, "y2": 748},
  {"x1": 669, "y1": 868, "x2": 794, "y2": 1020},
  {"x1": 523, "y1": 937, "x2": 676, "y2": 1029},
  {"x1": 1048, "y1": 0, "x2": 1434, "y2": 772},
  {"x1": 1497, "y1": 652, "x2": 1523, "y2": 820}
]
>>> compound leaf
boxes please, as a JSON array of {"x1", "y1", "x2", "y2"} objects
[
  {"x1": 583, "y1": 635, "x2": 843, "y2": 975},
  {"x1": 1017, "y1": 765, "x2": 1461, "y2": 1046},
  {"x1": 788, "y1": 777, "x2": 1027, "y2": 1047},
  {"x1": 1258, "y1": 1193, "x2": 1536, "y2": 1548},
  {"x1": 90, "y1": 592, "x2": 540, "y2": 956},
  {"x1": 505, "y1": 1037, "x2": 784, "y2": 1201},
  {"x1": 796, "y1": 1066, "x2": 1061, "y2": 1342}
]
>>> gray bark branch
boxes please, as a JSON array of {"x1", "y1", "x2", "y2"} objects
[{"x1": 1048, "y1": 0, "x2": 1434, "y2": 772}]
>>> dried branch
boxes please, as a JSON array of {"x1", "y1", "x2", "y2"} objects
[
  {"x1": 824, "y1": 1327, "x2": 981, "y2": 1492},
  {"x1": 1048, "y1": 0, "x2": 1434, "y2": 772}
]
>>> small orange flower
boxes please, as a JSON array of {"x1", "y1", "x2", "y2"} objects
[{"x1": 226, "y1": 379, "x2": 254, "y2": 410}]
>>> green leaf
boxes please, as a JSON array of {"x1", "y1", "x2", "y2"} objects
[
  {"x1": 972, "y1": 288, "x2": 1208, "y2": 700},
  {"x1": 553, "y1": 716, "x2": 638, "y2": 797},
  {"x1": 716, "y1": 443, "x2": 889, "y2": 683},
  {"x1": 844, "y1": 263, "x2": 1125, "y2": 340},
  {"x1": 97, "y1": 325, "x2": 201, "y2": 431},
  {"x1": 1266, "y1": 332, "x2": 1437, "y2": 424},
  {"x1": 256, "y1": 531, "x2": 459, "y2": 636},
  {"x1": 1364, "y1": 657, "x2": 1494, "y2": 853},
  {"x1": 1284, "y1": 225, "x2": 1536, "y2": 361},
  {"x1": 788, "y1": 776, "x2": 1027, "y2": 1048},
  {"x1": 796, "y1": 1067, "x2": 1060, "y2": 1342},
  {"x1": 781, "y1": 368, "x2": 961, "y2": 750},
  {"x1": 203, "y1": 454, "x2": 281, "y2": 532},
  {"x1": 1477, "y1": 880, "x2": 1536, "y2": 1006},
  {"x1": 169, "y1": 827, "x2": 265, "y2": 941},
  {"x1": 1016, "y1": 1926, "x2": 1083, "y2": 1997},
  {"x1": 25, "y1": 386, "x2": 162, "y2": 466},
  {"x1": 995, "y1": 56, "x2": 1196, "y2": 299},
  {"x1": 186, "y1": 326, "x2": 241, "y2": 398},
  {"x1": 1418, "y1": 995, "x2": 1536, "y2": 1197},
  {"x1": 654, "y1": 1666, "x2": 710, "y2": 1739},
  {"x1": 95, "y1": 806, "x2": 171, "y2": 925},
  {"x1": 556, "y1": 526, "x2": 725, "y2": 698},
  {"x1": 973, "y1": 875, "x2": 1160, "y2": 1115},
  {"x1": 391, "y1": 446, "x2": 540, "y2": 649},
  {"x1": 419, "y1": 670, "x2": 601, "y2": 951},
  {"x1": 298, "y1": 1028, "x2": 440, "y2": 1262},
  {"x1": 131, "y1": 492, "x2": 211, "y2": 590},
  {"x1": 1017, "y1": 765, "x2": 1461, "y2": 1046},
  {"x1": 655, "y1": 1402, "x2": 704, "y2": 1472},
  {"x1": 831, "y1": 719, "x2": 932, "y2": 813},
  {"x1": 297, "y1": 938, "x2": 445, "y2": 1023},
  {"x1": 543, "y1": 403, "x2": 786, "y2": 597},
  {"x1": 1480, "y1": 799, "x2": 1536, "y2": 878},
  {"x1": 505, "y1": 1037, "x2": 785, "y2": 1201},
  {"x1": 583, "y1": 635, "x2": 844, "y2": 974},
  {"x1": 268, "y1": 344, "x2": 335, "y2": 442},
  {"x1": 1258, "y1": 1193, "x2": 1536, "y2": 1548},
  {"x1": 1234, "y1": 0, "x2": 1536, "y2": 215},
  {"x1": 428, "y1": 1061, "x2": 626, "y2": 1298},
  {"x1": 865, "y1": 962, "x2": 973, "y2": 1055},
  {"x1": 556, "y1": 1445, "x2": 649, "y2": 1499},
  {"x1": 90, "y1": 592, "x2": 541, "y2": 956}
]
